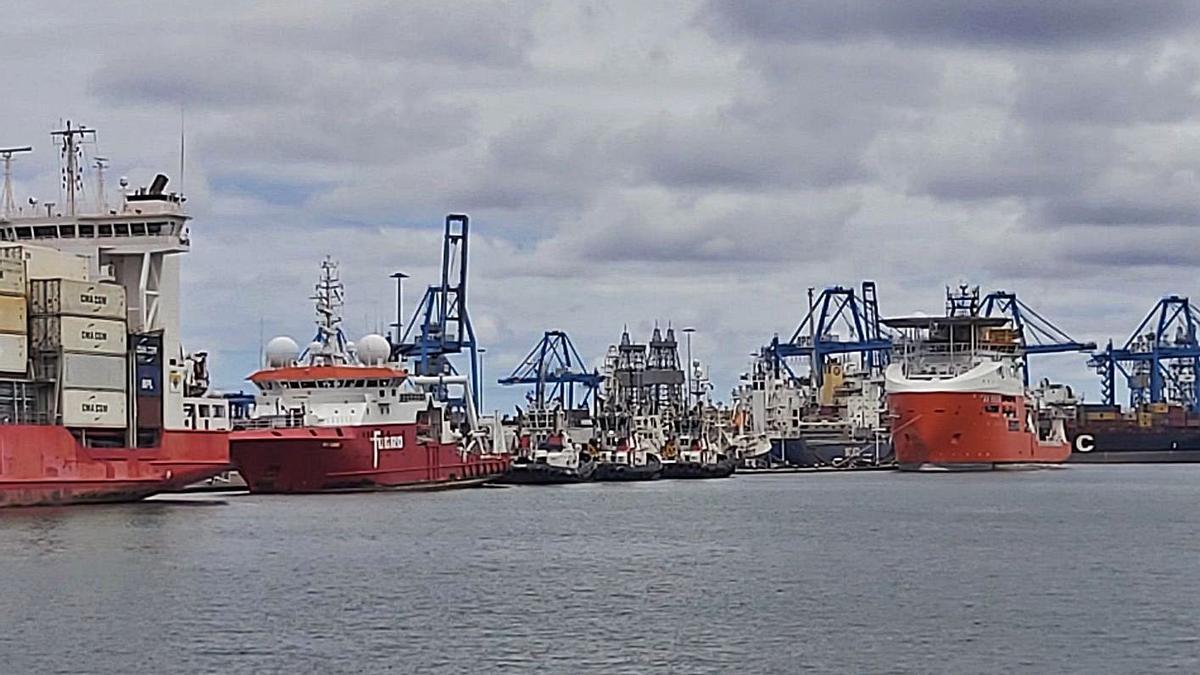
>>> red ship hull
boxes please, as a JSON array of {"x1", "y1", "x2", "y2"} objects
[
  {"x1": 890, "y1": 392, "x2": 1070, "y2": 470},
  {"x1": 0, "y1": 425, "x2": 231, "y2": 507},
  {"x1": 230, "y1": 424, "x2": 509, "y2": 493}
]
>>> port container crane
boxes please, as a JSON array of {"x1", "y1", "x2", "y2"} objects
[
  {"x1": 980, "y1": 290, "x2": 1096, "y2": 385},
  {"x1": 392, "y1": 214, "x2": 481, "y2": 409},
  {"x1": 1088, "y1": 295, "x2": 1200, "y2": 411},
  {"x1": 767, "y1": 281, "x2": 891, "y2": 386},
  {"x1": 498, "y1": 330, "x2": 601, "y2": 410}
]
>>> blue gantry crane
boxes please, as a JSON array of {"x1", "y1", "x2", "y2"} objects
[
  {"x1": 393, "y1": 214, "x2": 481, "y2": 408},
  {"x1": 767, "y1": 281, "x2": 892, "y2": 386},
  {"x1": 1088, "y1": 295, "x2": 1200, "y2": 411},
  {"x1": 498, "y1": 331, "x2": 601, "y2": 410},
  {"x1": 979, "y1": 290, "x2": 1096, "y2": 385}
]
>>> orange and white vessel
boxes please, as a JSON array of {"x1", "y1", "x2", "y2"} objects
[
  {"x1": 885, "y1": 287, "x2": 1070, "y2": 471},
  {"x1": 229, "y1": 259, "x2": 508, "y2": 493}
]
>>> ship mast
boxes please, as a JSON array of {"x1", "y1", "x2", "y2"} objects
[
  {"x1": 309, "y1": 257, "x2": 350, "y2": 365},
  {"x1": 93, "y1": 156, "x2": 109, "y2": 213},
  {"x1": 0, "y1": 146, "x2": 32, "y2": 218},
  {"x1": 51, "y1": 121, "x2": 95, "y2": 217}
]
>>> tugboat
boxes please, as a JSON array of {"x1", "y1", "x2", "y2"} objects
[
  {"x1": 497, "y1": 405, "x2": 595, "y2": 484},
  {"x1": 660, "y1": 438, "x2": 736, "y2": 479},
  {"x1": 229, "y1": 259, "x2": 508, "y2": 493},
  {"x1": 0, "y1": 123, "x2": 231, "y2": 507},
  {"x1": 885, "y1": 286, "x2": 1071, "y2": 471},
  {"x1": 592, "y1": 414, "x2": 664, "y2": 481}
]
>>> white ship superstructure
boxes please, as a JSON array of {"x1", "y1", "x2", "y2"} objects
[{"x1": 0, "y1": 121, "x2": 225, "y2": 440}]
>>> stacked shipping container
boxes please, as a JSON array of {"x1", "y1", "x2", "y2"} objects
[
  {"x1": 3, "y1": 246, "x2": 134, "y2": 430},
  {"x1": 0, "y1": 257, "x2": 28, "y2": 375}
]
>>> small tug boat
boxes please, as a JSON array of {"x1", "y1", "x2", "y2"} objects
[
  {"x1": 592, "y1": 414, "x2": 664, "y2": 481},
  {"x1": 229, "y1": 259, "x2": 508, "y2": 493},
  {"x1": 886, "y1": 287, "x2": 1071, "y2": 471},
  {"x1": 660, "y1": 439, "x2": 736, "y2": 479},
  {"x1": 497, "y1": 406, "x2": 595, "y2": 484}
]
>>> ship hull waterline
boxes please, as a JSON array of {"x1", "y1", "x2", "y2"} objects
[
  {"x1": 890, "y1": 391, "x2": 1070, "y2": 472},
  {"x1": 0, "y1": 425, "x2": 231, "y2": 508},
  {"x1": 230, "y1": 424, "x2": 509, "y2": 494}
]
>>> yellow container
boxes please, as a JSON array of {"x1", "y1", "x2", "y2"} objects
[{"x1": 0, "y1": 295, "x2": 28, "y2": 334}]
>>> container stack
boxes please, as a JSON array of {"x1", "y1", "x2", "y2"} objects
[
  {"x1": 0, "y1": 256, "x2": 29, "y2": 377},
  {"x1": 29, "y1": 277, "x2": 129, "y2": 429}
]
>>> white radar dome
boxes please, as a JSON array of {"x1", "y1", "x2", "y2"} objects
[
  {"x1": 265, "y1": 336, "x2": 299, "y2": 367},
  {"x1": 357, "y1": 333, "x2": 391, "y2": 365}
]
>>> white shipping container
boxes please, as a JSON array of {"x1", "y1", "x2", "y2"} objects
[
  {"x1": 60, "y1": 388, "x2": 126, "y2": 428},
  {"x1": 0, "y1": 295, "x2": 27, "y2": 333},
  {"x1": 32, "y1": 316, "x2": 126, "y2": 355},
  {"x1": 0, "y1": 244, "x2": 88, "y2": 282},
  {"x1": 30, "y1": 279, "x2": 126, "y2": 320},
  {"x1": 0, "y1": 333, "x2": 27, "y2": 373},
  {"x1": 0, "y1": 258, "x2": 25, "y2": 296},
  {"x1": 55, "y1": 353, "x2": 128, "y2": 391}
]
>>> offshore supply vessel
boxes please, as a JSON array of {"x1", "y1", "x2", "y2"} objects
[
  {"x1": 885, "y1": 287, "x2": 1071, "y2": 471},
  {"x1": 0, "y1": 123, "x2": 230, "y2": 506},
  {"x1": 229, "y1": 259, "x2": 508, "y2": 493}
]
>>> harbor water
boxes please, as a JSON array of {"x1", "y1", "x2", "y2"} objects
[{"x1": 2, "y1": 466, "x2": 1199, "y2": 673}]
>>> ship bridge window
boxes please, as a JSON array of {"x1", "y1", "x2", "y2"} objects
[
  {"x1": 131, "y1": 222, "x2": 146, "y2": 236},
  {"x1": 301, "y1": 381, "x2": 316, "y2": 389},
  {"x1": 99, "y1": 224, "x2": 113, "y2": 237},
  {"x1": 147, "y1": 222, "x2": 164, "y2": 235},
  {"x1": 115, "y1": 223, "x2": 129, "y2": 236},
  {"x1": 16, "y1": 226, "x2": 32, "y2": 239},
  {"x1": 60, "y1": 225, "x2": 76, "y2": 238},
  {"x1": 199, "y1": 404, "x2": 211, "y2": 417},
  {"x1": 79, "y1": 224, "x2": 94, "y2": 237},
  {"x1": 34, "y1": 225, "x2": 57, "y2": 237}
]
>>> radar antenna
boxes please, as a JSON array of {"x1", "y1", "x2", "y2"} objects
[
  {"x1": 51, "y1": 121, "x2": 96, "y2": 217},
  {"x1": 0, "y1": 146, "x2": 32, "y2": 218}
]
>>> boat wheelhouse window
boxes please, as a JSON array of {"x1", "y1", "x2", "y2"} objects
[
  {"x1": 60, "y1": 224, "x2": 76, "y2": 238},
  {"x1": 199, "y1": 404, "x2": 211, "y2": 417},
  {"x1": 17, "y1": 226, "x2": 32, "y2": 239},
  {"x1": 213, "y1": 406, "x2": 226, "y2": 418},
  {"x1": 115, "y1": 223, "x2": 130, "y2": 236},
  {"x1": 301, "y1": 381, "x2": 316, "y2": 389},
  {"x1": 99, "y1": 224, "x2": 113, "y2": 236},
  {"x1": 147, "y1": 222, "x2": 163, "y2": 235},
  {"x1": 355, "y1": 379, "x2": 365, "y2": 387},
  {"x1": 34, "y1": 225, "x2": 56, "y2": 237},
  {"x1": 78, "y1": 224, "x2": 94, "y2": 237}
]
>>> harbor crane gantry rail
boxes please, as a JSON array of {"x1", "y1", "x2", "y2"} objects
[{"x1": 1088, "y1": 295, "x2": 1200, "y2": 412}]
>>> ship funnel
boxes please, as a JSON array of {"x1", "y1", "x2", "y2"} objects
[{"x1": 149, "y1": 174, "x2": 169, "y2": 195}]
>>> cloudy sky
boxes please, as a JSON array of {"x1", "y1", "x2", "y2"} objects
[{"x1": 3, "y1": 1, "x2": 1199, "y2": 410}]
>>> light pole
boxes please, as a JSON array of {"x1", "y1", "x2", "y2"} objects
[
  {"x1": 390, "y1": 271, "x2": 409, "y2": 344},
  {"x1": 478, "y1": 348, "x2": 487, "y2": 413},
  {"x1": 682, "y1": 327, "x2": 696, "y2": 410}
]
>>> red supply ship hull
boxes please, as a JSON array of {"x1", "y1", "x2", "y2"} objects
[
  {"x1": 231, "y1": 424, "x2": 508, "y2": 493},
  {"x1": 889, "y1": 391, "x2": 1070, "y2": 470},
  {"x1": 0, "y1": 426, "x2": 230, "y2": 507}
]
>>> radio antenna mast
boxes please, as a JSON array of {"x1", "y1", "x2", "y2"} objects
[
  {"x1": 51, "y1": 121, "x2": 96, "y2": 217},
  {"x1": 0, "y1": 146, "x2": 33, "y2": 219}
]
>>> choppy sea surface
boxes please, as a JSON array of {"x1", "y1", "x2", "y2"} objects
[{"x1": 2, "y1": 465, "x2": 1199, "y2": 674}]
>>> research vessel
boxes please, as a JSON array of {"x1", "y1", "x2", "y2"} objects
[
  {"x1": 885, "y1": 287, "x2": 1071, "y2": 471},
  {"x1": 0, "y1": 122, "x2": 231, "y2": 506},
  {"x1": 229, "y1": 259, "x2": 508, "y2": 493}
]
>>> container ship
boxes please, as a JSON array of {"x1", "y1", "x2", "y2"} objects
[
  {"x1": 885, "y1": 287, "x2": 1071, "y2": 471},
  {"x1": 1067, "y1": 402, "x2": 1200, "y2": 463},
  {"x1": 229, "y1": 258, "x2": 508, "y2": 493},
  {"x1": 0, "y1": 123, "x2": 230, "y2": 506}
]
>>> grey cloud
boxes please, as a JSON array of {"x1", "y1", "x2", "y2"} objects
[{"x1": 701, "y1": 0, "x2": 1200, "y2": 48}]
